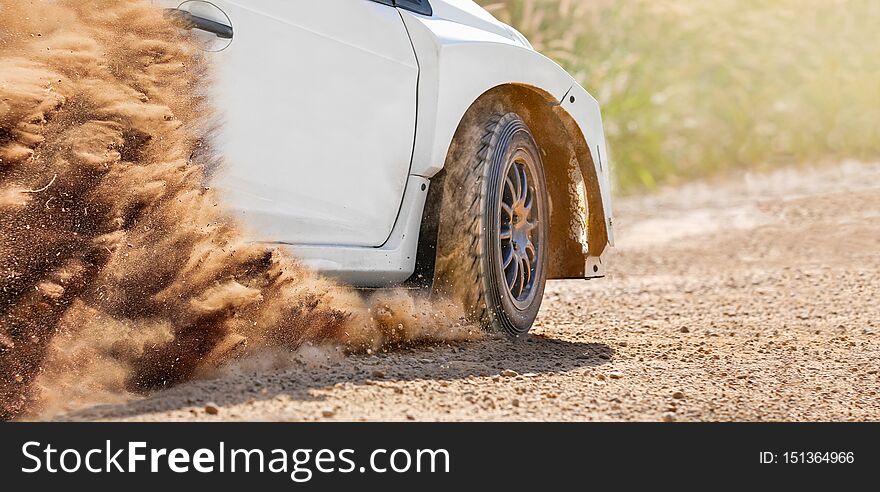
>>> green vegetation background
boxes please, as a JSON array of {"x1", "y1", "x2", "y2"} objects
[{"x1": 478, "y1": 0, "x2": 880, "y2": 191}]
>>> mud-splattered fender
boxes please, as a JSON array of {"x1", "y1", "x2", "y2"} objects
[{"x1": 400, "y1": 10, "x2": 614, "y2": 251}]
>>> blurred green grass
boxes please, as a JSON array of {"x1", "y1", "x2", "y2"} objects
[{"x1": 478, "y1": 0, "x2": 880, "y2": 192}]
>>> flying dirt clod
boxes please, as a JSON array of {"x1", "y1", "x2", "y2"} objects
[{"x1": 0, "y1": 0, "x2": 477, "y2": 421}]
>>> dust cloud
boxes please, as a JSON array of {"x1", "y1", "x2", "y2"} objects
[{"x1": 0, "y1": 0, "x2": 477, "y2": 420}]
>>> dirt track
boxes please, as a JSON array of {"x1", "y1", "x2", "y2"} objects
[{"x1": 59, "y1": 162, "x2": 880, "y2": 421}]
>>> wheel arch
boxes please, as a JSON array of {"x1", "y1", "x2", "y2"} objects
[{"x1": 412, "y1": 83, "x2": 609, "y2": 284}]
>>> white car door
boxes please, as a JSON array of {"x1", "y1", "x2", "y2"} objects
[{"x1": 162, "y1": 0, "x2": 419, "y2": 247}]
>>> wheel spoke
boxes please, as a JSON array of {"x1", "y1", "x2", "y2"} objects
[
  {"x1": 511, "y1": 165, "x2": 523, "y2": 203},
  {"x1": 525, "y1": 218, "x2": 538, "y2": 233},
  {"x1": 504, "y1": 176, "x2": 516, "y2": 203},
  {"x1": 503, "y1": 247, "x2": 514, "y2": 269},
  {"x1": 518, "y1": 164, "x2": 529, "y2": 202},
  {"x1": 500, "y1": 226, "x2": 512, "y2": 241},
  {"x1": 521, "y1": 257, "x2": 531, "y2": 287},
  {"x1": 505, "y1": 255, "x2": 519, "y2": 291},
  {"x1": 523, "y1": 188, "x2": 534, "y2": 216},
  {"x1": 501, "y1": 202, "x2": 514, "y2": 220},
  {"x1": 525, "y1": 240, "x2": 536, "y2": 259},
  {"x1": 514, "y1": 258, "x2": 525, "y2": 297}
]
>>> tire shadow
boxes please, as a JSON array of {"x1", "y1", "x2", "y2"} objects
[{"x1": 58, "y1": 333, "x2": 613, "y2": 420}]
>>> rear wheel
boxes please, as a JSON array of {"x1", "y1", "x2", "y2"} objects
[{"x1": 433, "y1": 112, "x2": 549, "y2": 337}]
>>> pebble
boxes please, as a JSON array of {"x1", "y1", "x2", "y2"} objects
[
  {"x1": 673, "y1": 391, "x2": 685, "y2": 399},
  {"x1": 204, "y1": 404, "x2": 219, "y2": 415},
  {"x1": 662, "y1": 412, "x2": 676, "y2": 422},
  {"x1": 680, "y1": 327, "x2": 690, "y2": 333},
  {"x1": 607, "y1": 372, "x2": 624, "y2": 379},
  {"x1": 371, "y1": 370, "x2": 386, "y2": 379},
  {"x1": 322, "y1": 409, "x2": 336, "y2": 418},
  {"x1": 501, "y1": 369, "x2": 519, "y2": 377}
]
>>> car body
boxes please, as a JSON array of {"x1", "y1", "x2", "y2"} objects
[{"x1": 155, "y1": 0, "x2": 613, "y2": 296}]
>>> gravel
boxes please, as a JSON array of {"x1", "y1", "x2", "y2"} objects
[{"x1": 57, "y1": 162, "x2": 880, "y2": 422}]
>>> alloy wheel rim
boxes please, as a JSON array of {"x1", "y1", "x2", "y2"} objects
[{"x1": 499, "y1": 156, "x2": 540, "y2": 306}]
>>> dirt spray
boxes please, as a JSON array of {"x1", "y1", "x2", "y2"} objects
[{"x1": 0, "y1": 0, "x2": 477, "y2": 420}]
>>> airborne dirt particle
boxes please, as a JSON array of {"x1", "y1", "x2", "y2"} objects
[{"x1": 0, "y1": 0, "x2": 479, "y2": 421}]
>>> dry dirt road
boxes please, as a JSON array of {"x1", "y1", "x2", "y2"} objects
[{"x1": 61, "y1": 162, "x2": 880, "y2": 421}]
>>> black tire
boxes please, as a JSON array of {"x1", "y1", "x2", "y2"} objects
[{"x1": 433, "y1": 112, "x2": 549, "y2": 337}]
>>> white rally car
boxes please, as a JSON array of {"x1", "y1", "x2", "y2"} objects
[{"x1": 158, "y1": 0, "x2": 614, "y2": 336}]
